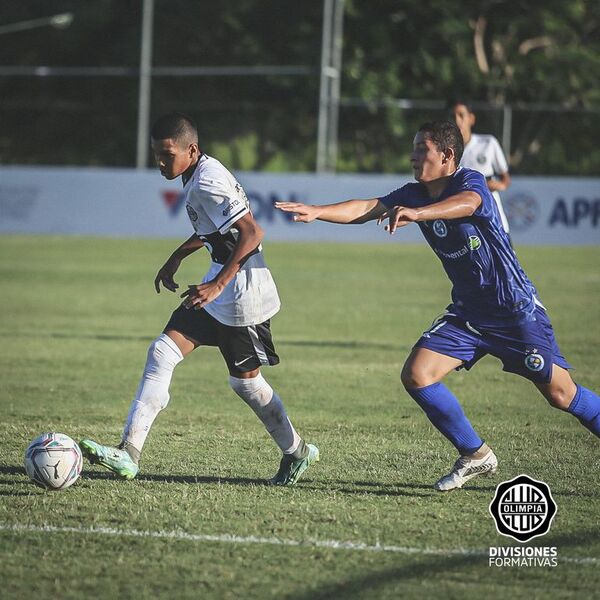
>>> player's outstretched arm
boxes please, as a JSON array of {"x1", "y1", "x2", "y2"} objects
[
  {"x1": 378, "y1": 192, "x2": 482, "y2": 235},
  {"x1": 154, "y1": 234, "x2": 205, "y2": 293},
  {"x1": 275, "y1": 198, "x2": 386, "y2": 225}
]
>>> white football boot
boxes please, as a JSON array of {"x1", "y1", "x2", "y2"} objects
[{"x1": 434, "y1": 447, "x2": 498, "y2": 491}]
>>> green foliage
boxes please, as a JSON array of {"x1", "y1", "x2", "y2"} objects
[
  {"x1": 1, "y1": 235, "x2": 599, "y2": 598},
  {"x1": 0, "y1": 2, "x2": 599, "y2": 173}
]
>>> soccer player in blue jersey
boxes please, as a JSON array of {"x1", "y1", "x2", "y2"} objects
[{"x1": 276, "y1": 120, "x2": 600, "y2": 491}]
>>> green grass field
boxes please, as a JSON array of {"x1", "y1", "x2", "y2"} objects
[{"x1": 0, "y1": 235, "x2": 599, "y2": 599}]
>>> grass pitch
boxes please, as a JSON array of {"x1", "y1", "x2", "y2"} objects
[{"x1": 0, "y1": 235, "x2": 599, "y2": 599}]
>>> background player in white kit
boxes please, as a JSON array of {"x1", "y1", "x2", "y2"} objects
[
  {"x1": 449, "y1": 99, "x2": 513, "y2": 243},
  {"x1": 80, "y1": 112, "x2": 319, "y2": 485}
]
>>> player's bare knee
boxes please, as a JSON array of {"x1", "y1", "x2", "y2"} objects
[
  {"x1": 401, "y1": 363, "x2": 431, "y2": 390},
  {"x1": 544, "y1": 388, "x2": 573, "y2": 411}
]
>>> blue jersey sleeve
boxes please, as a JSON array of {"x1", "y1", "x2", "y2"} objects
[
  {"x1": 379, "y1": 183, "x2": 421, "y2": 208},
  {"x1": 458, "y1": 168, "x2": 496, "y2": 220}
]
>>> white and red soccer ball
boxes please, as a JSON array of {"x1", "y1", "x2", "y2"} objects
[{"x1": 24, "y1": 433, "x2": 83, "y2": 490}]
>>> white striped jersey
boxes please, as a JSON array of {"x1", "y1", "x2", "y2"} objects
[{"x1": 182, "y1": 154, "x2": 280, "y2": 327}]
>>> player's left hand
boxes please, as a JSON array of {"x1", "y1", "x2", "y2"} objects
[
  {"x1": 181, "y1": 280, "x2": 225, "y2": 310},
  {"x1": 377, "y1": 205, "x2": 419, "y2": 234}
]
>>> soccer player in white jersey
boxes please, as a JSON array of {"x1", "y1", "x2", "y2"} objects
[
  {"x1": 276, "y1": 120, "x2": 600, "y2": 491},
  {"x1": 450, "y1": 99, "x2": 512, "y2": 242},
  {"x1": 80, "y1": 113, "x2": 319, "y2": 485}
]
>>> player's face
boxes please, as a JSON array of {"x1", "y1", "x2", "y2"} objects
[
  {"x1": 451, "y1": 104, "x2": 475, "y2": 141},
  {"x1": 410, "y1": 132, "x2": 449, "y2": 182},
  {"x1": 151, "y1": 137, "x2": 197, "y2": 180}
]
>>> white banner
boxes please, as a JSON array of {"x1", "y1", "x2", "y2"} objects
[{"x1": 1, "y1": 166, "x2": 599, "y2": 244}]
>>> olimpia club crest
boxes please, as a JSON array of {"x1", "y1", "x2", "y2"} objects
[{"x1": 489, "y1": 474, "x2": 557, "y2": 542}]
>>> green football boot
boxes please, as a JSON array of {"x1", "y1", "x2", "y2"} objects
[
  {"x1": 80, "y1": 439, "x2": 139, "y2": 480},
  {"x1": 269, "y1": 443, "x2": 320, "y2": 486}
]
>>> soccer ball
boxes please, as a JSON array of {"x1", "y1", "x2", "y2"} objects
[{"x1": 24, "y1": 433, "x2": 83, "y2": 490}]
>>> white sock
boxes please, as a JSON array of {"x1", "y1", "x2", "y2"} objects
[
  {"x1": 229, "y1": 374, "x2": 301, "y2": 454},
  {"x1": 122, "y1": 334, "x2": 184, "y2": 454}
]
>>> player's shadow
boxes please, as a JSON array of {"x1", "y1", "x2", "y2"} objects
[
  {"x1": 82, "y1": 469, "x2": 269, "y2": 487},
  {"x1": 0, "y1": 466, "x2": 37, "y2": 496},
  {"x1": 0, "y1": 330, "x2": 403, "y2": 352},
  {"x1": 315, "y1": 479, "x2": 497, "y2": 496},
  {"x1": 0, "y1": 466, "x2": 24, "y2": 478},
  {"x1": 292, "y1": 527, "x2": 600, "y2": 600},
  {"x1": 279, "y1": 339, "x2": 403, "y2": 352}
]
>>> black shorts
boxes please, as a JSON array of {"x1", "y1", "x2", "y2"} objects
[{"x1": 164, "y1": 305, "x2": 280, "y2": 373}]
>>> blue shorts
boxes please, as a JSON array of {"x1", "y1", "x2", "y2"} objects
[{"x1": 415, "y1": 305, "x2": 571, "y2": 384}]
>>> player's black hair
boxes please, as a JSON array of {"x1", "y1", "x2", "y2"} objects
[
  {"x1": 446, "y1": 98, "x2": 474, "y2": 113},
  {"x1": 150, "y1": 112, "x2": 198, "y2": 145},
  {"x1": 418, "y1": 120, "x2": 464, "y2": 166}
]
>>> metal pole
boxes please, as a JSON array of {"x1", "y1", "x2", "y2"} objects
[
  {"x1": 316, "y1": 0, "x2": 334, "y2": 173},
  {"x1": 136, "y1": 0, "x2": 154, "y2": 169},
  {"x1": 502, "y1": 104, "x2": 512, "y2": 160},
  {"x1": 327, "y1": 0, "x2": 345, "y2": 172}
]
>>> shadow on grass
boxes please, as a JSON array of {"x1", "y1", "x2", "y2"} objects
[
  {"x1": 0, "y1": 330, "x2": 403, "y2": 352},
  {"x1": 85, "y1": 470, "x2": 269, "y2": 487},
  {"x1": 77, "y1": 471, "x2": 438, "y2": 498},
  {"x1": 0, "y1": 490, "x2": 33, "y2": 497},
  {"x1": 0, "y1": 465, "x2": 430, "y2": 498},
  {"x1": 291, "y1": 527, "x2": 600, "y2": 600},
  {"x1": 0, "y1": 464, "x2": 270, "y2": 492},
  {"x1": 1, "y1": 465, "x2": 593, "y2": 500}
]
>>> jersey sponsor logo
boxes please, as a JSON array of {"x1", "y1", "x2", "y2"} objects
[
  {"x1": 434, "y1": 245, "x2": 469, "y2": 260},
  {"x1": 489, "y1": 474, "x2": 557, "y2": 542},
  {"x1": 223, "y1": 198, "x2": 242, "y2": 216},
  {"x1": 186, "y1": 204, "x2": 199, "y2": 222},
  {"x1": 468, "y1": 235, "x2": 481, "y2": 250},
  {"x1": 524, "y1": 352, "x2": 544, "y2": 372},
  {"x1": 433, "y1": 220, "x2": 448, "y2": 237}
]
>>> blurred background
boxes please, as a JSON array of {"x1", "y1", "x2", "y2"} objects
[
  {"x1": 1, "y1": 1, "x2": 599, "y2": 245},
  {"x1": 2, "y1": 0, "x2": 599, "y2": 175}
]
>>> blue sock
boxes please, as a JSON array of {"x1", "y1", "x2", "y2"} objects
[
  {"x1": 407, "y1": 382, "x2": 483, "y2": 454},
  {"x1": 567, "y1": 385, "x2": 600, "y2": 437}
]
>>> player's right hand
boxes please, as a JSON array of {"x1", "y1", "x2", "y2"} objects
[
  {"x1": 154, "y1": 258, "x2": 181, "y2": 293},
  {"x1": 274, "y1": 202, "x2": 320, "y2": 223}
]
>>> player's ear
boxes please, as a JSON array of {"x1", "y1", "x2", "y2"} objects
[
  {"x1": 443, "y1": 146, "x2": 455, "y2": 165},
  {"x1": 469, "y1": 112, "x2": 476, "y2": 127},
  {"x1": 188, "y1": 143, "x2": 199, "y2": 159}
]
